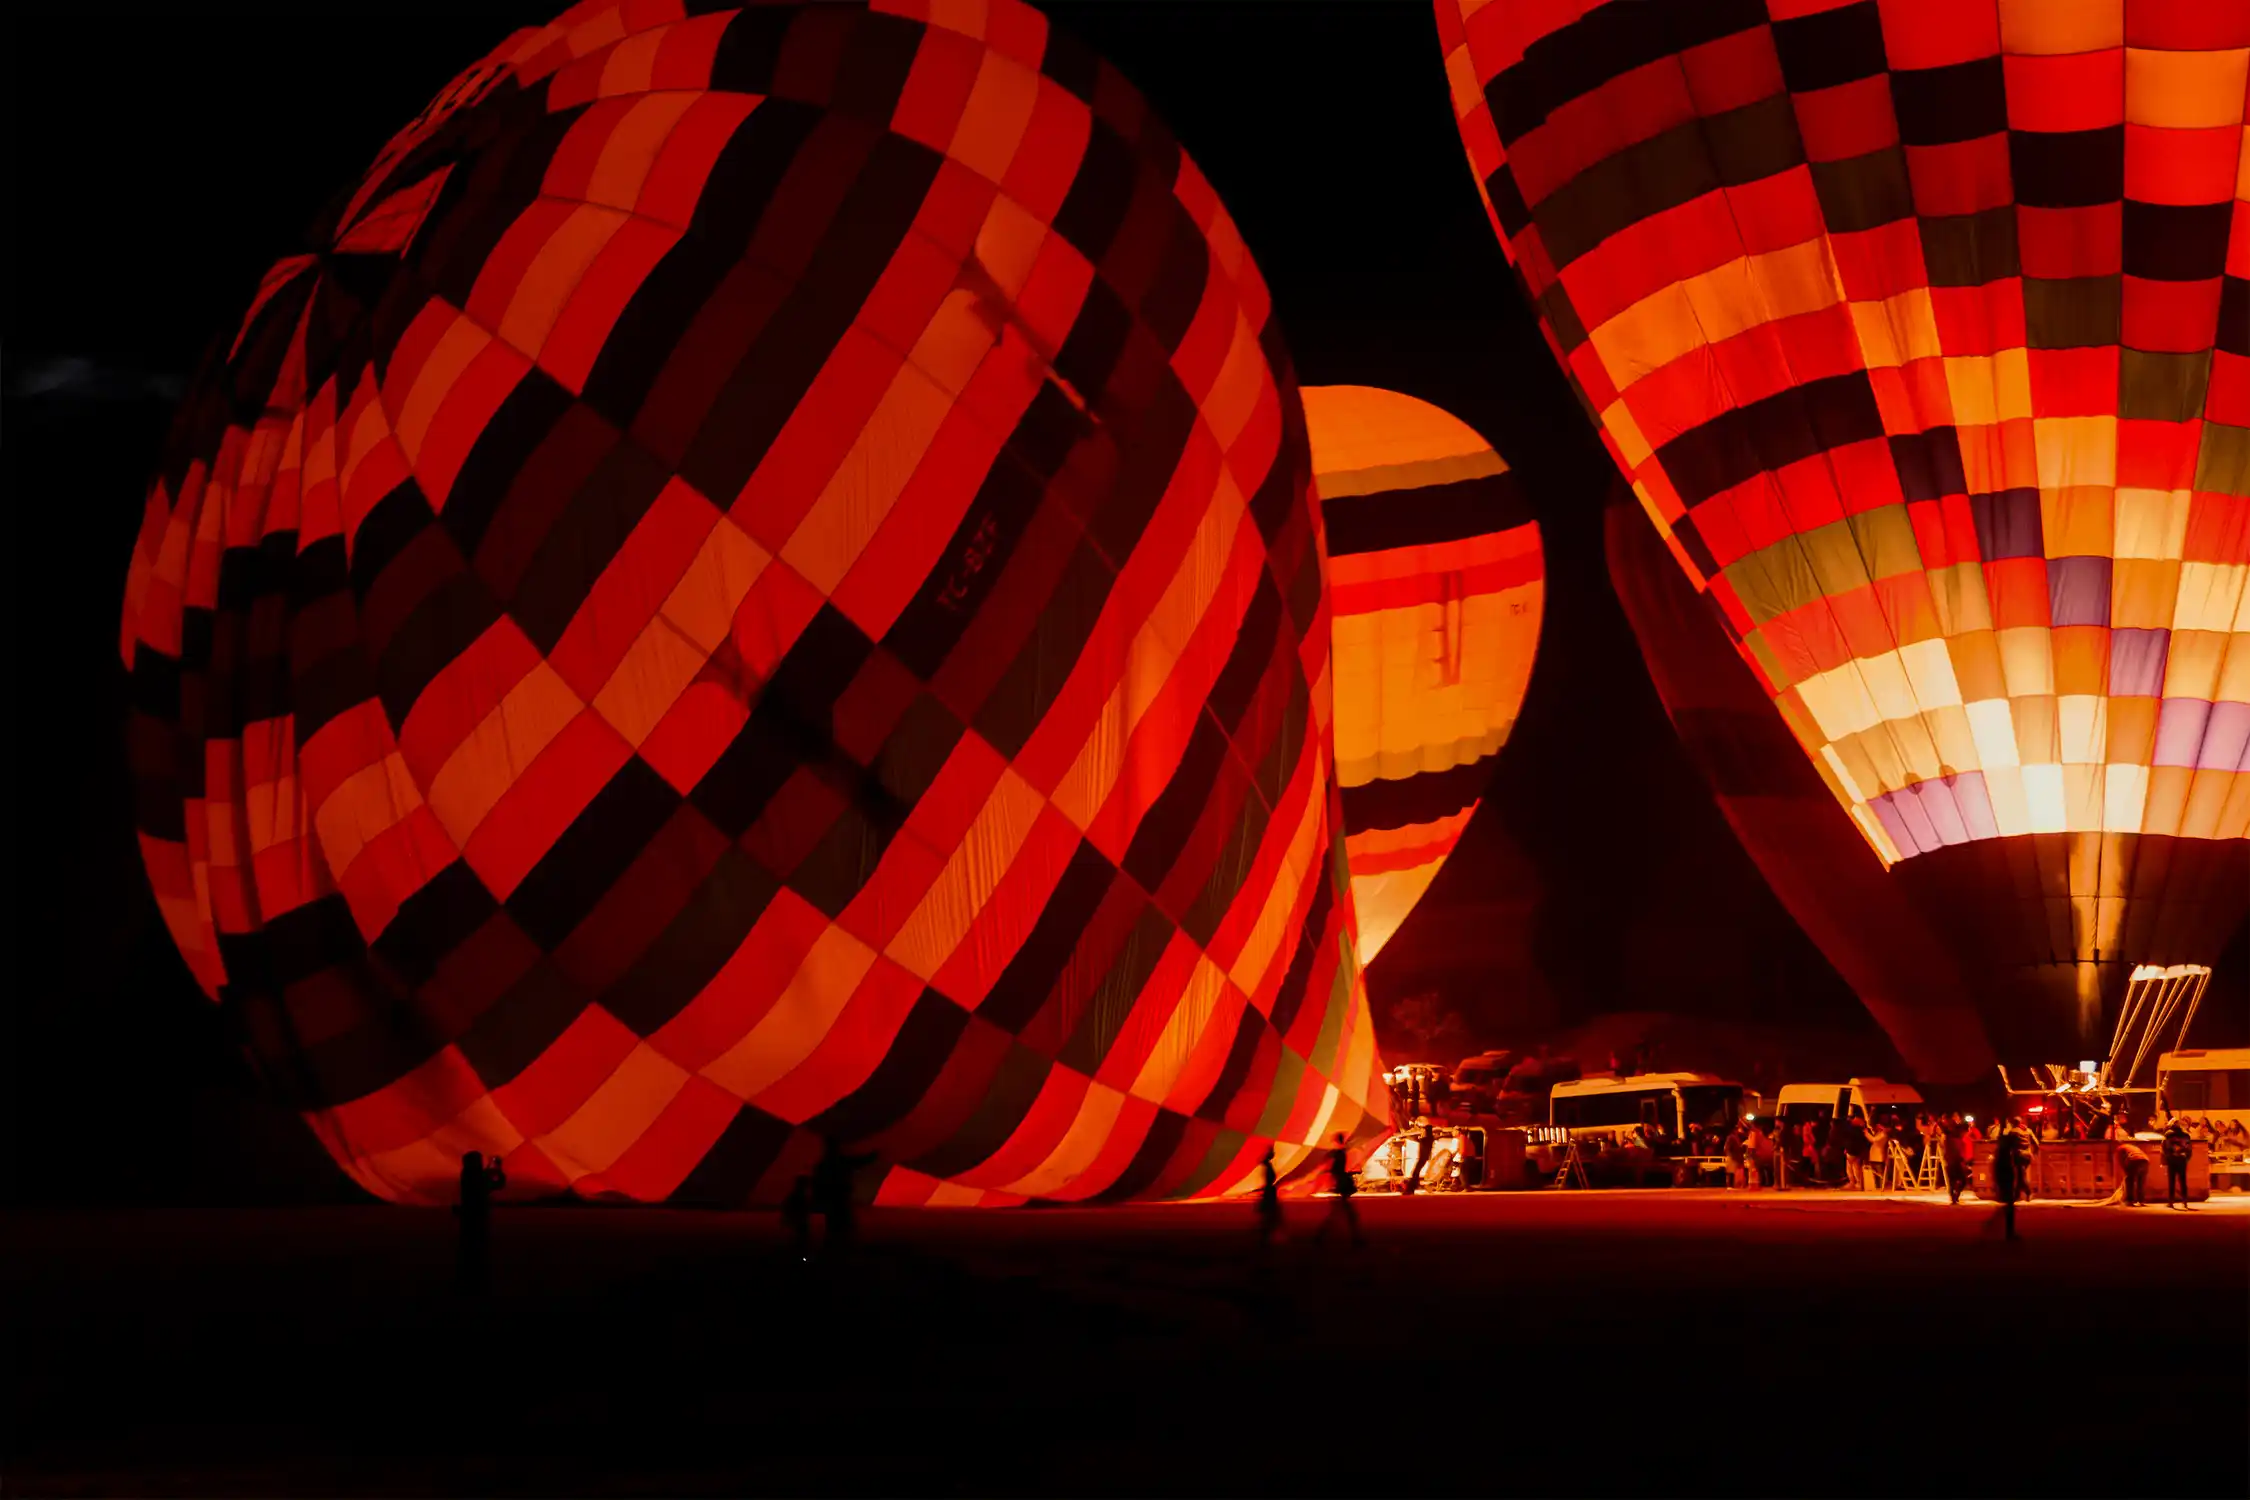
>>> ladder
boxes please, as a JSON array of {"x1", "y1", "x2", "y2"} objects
[
  {"x1": 1910, "y1": 1144, "x2": 1944, "y2": 1192},
  {"x1": 1552, "y1": 1138, "x2": 1589, "y2": 1190}
]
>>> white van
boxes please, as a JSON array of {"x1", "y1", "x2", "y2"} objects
[
  {"x1": 1772, "y1": 1078, "x2": 1925, "y2": 1131},
  {"x1": 2156, "y1": 1049, "x2": 2250, "y2": 1125}
]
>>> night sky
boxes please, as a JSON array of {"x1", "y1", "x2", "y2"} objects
[{"x1": 19, "y1": 3, "x2": 2223, "y2": 1202}]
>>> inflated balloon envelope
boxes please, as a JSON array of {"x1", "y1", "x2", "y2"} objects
[
  {"x1": 1440, "y1": 0, "x2": 2250, "y2": 1070},
  {"x1": 122, "y1": 0, "x2": 1391, "y2": 1206},
  {"x1": 1303, "y1": 385, "x2": 1544, "y2": 967}
]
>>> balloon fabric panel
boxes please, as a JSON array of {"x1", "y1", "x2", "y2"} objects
[
  {"x1": 1304, "y1": 385, "x2": 1543, "y2": 965},
  {"x1": 1438, "y1": 0, "x2": 2250, "y2": 1060},
  {"x1": 122, "y1": 0, "x2": 1388, "y2": 1207},
  {"x1": 1438, "y1": 0, "x2": 2250, "y2": 859}
]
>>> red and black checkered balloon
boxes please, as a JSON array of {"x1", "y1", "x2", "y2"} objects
[{"x1": 122, "y1": 0, "x2": 1389, "y2": 1206}]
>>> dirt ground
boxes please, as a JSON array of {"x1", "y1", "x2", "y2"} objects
[{"x1": 7, "y1": 1189, "x2": 2245, "y2": 1497}]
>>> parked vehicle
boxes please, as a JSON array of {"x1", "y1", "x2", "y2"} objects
[
  {"x1": 1448, "y1": 1051, "x2": 1516, "y2": 1112},
  {"x1": 1772, "y1": 1078, "x2": 1924, "y2": 1131},
  {"x1": 1532, "y1": 1072, "x2": 1745, "y2": 1187},
  {"x1": 2157, "y1": 1048, "x2": 2250, "y2": 1126}
]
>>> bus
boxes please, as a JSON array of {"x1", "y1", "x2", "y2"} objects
[
  {"x1": 1540, "y1": 1073, "x2": 1746, "y2": 1186},
  {"x1": 2156, "y1": 1048, "x2": 2250, "y2": 1126}
]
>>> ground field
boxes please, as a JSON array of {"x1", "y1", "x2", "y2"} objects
[{"x1": 7, "y1": 1189, "x2": 2245, "y2": 1497}]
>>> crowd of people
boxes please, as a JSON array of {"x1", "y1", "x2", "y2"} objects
[
  {"x1": 1711, "y1": 1106, "x2": 1989, "y2": 1195},
  {"x1": 2147, "y1": 1111, "x2": 2250, "y2": 1153},
  {"x1": 1701, "y1": 1104, "x2": 2228, "y2": 1210}
]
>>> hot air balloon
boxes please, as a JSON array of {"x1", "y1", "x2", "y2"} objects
[
  {"x1": 1302, "y1": 385, "x2": 1543, "y2": 964},
  {"x1": 1439, "y1": 0, "x2": 2250, "y2": 1066},
  {"x1": 120, "y1": 0, "x2": 1387, "y2": 1208},
  {"x1": 1607, "y1": 491, "x2": 1996, "y2": 1082}
]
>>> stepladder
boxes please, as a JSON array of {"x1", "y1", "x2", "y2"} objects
[{"x1": 1552, "y1": 1138, "x2": 1589, "y2": 1190}]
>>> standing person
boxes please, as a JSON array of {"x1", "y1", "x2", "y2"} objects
[
  {"x1": 1940, "y1": 1113, "x2": 1971, "y2": 1205},
  {"x1": 2162, "y1": 1118, "x2": 2195, "y2": 1209},
  {"x1": 1723, "y1": 1121, "x2": 1748, "y2": 1190},
  {"x1": 811, "y1": 1136, "x2": 878, "y2": 1260},
  {"x1": 1744, "y1": 1119, "x2": 1768, "y2": 1189},
  {"x1": 1799, "y1": 1118, "x2": 1820, "y2": 1185},
  {"x1": 1991, "y1": 1116, "x2": 2030, "y2": 1240},
  {"x1": 2115, "y1": 1136, "x2": 2149, "y2": 1208},
  {"x1": 1256, "y1": 1146, "x2": 1285, "y2": 1249},
  {"x1": 1842, "y1": 1110, "x2": 1871, "y2": 1192},
  {"x1": 1420, "y1": 1119, "x2": 1443, "y2": 1192},
  {"x1": 1866, "y1": 1119, "x2": 1893, "y2": 1192},
  {"x1": 1315, "y1": 1133, "x2": 1365, "y2": 1247},
  {"x1": 783, "y1": 1175, "x2": 815, "y2": 1262},
  {"x1": 1456, "y1": 1128, "x2": 1482, "y2": 1191},
  {"x1": 453, "y1": 1150, "x2": 506, "y2": 1296},
  {"x1": 1998, "y1": 1119, "x2": 2034, "y2": 1241}
]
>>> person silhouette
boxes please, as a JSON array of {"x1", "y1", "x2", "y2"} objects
[
  {"x1": 2162, "y1": 1119, "x2": 2194, "y2": 1208},
  {"x1": 1941, "y1": 1112, "x2": 1974, "y2": 1205},
  {"x1": 1990, "y1": 1116, "x2": 2030, "y2": 1241},
  {"x1": 783, "y1": 1175, "x2": 815, "y2": 1263},
  {"x1": 1314, "y1": 1132, "x2": 1364, "y2": 1248},
  {"x1": 1256, "y1": 1146, "x2": 1285, "y2": 1251},
  {"x1": 2115, "y1": 1136, "x2": 2149, "y2": 1207},
  {"x1": 453, "y1": 1150, "x2": 506, "y2": 1295},
  {"x1": 812, "y1": 1137, "x2": 878, "y2": 1261}
]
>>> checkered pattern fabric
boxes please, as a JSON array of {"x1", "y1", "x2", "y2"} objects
[
  {"x1": 1304, "y1": 387, "x2": 1543, "y2": 964},
  {"x1": 1439, "y1": 0, "x2": 2250, "y2": 1042},
  {"x1": 121, "y1": 0, "x2": 1388, "y2": 1208}
]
